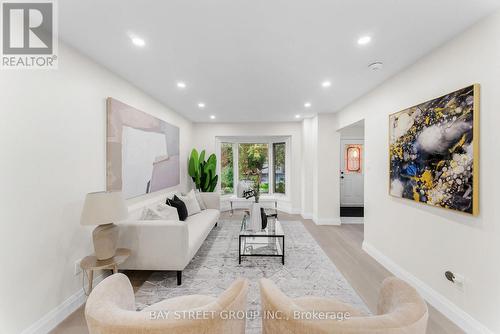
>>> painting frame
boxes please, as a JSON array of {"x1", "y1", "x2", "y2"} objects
[{"x1": 388, "y1": 84, "x2": 479, "y2": 216}]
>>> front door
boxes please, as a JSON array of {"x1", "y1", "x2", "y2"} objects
[{"x1": 340, "y1": 139, "x2": 364, "y2": 206}]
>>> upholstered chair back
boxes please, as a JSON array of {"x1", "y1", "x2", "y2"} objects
[
  {"x1": 259, "y1": 276, "x2": 428, "y2": 334},
  {"x1": 85, "y1": 273, "x2": 248, "y2": 334}
]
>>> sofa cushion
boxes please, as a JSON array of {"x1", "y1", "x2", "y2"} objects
[
  {"x1": 154, "y1": 203, "x2": 180, "y2": 221},
  {"x1": 185, "y1": 209, "x2": 219, "y2": 258},
  {"x1": 178, "y1": 189, "x2": 202, "y2": 216},
  {"x1": 139, "y1": 207, "x2": 161, "y2": 220},
  {"x1": 195, "y1": 190, "x2": 207, "y2": 210}
]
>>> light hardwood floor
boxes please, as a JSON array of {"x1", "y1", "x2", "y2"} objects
[{"x1": 51, "y1": 210, "x2": 463, "y2": 333}]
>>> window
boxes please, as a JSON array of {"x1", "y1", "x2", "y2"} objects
[
  {"x1": 219, "y1": 138, "x2": 288, "y2": 196},
  {"x1": 238, "y1": 143, "x2": 269, "y2": 193},
  {"x1": 273, "y1": 142, "x2": 286, "y2": 193},
  {"x1": 220, "y1": 143, "x2": 234, "y2": 194}
]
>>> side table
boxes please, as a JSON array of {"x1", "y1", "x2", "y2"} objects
[{"x1": 80, "y1": 248, "x2": 131, "y2": 294}]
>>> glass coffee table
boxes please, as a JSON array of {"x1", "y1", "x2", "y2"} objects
[{"x1": 239, "y1": 214, "x2": 285, "y2": 264}]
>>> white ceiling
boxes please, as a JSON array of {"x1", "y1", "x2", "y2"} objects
[{"x1": 59, "y1": 0, "x2": 500, "y2": 122}]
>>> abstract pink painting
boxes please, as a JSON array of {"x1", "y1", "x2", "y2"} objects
[{"x1": 106, "y1": 98, "x2": 180, "y2": 198}]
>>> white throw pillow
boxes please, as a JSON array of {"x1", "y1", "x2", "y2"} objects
[
  {"x1": 179, "y1": 189, "x2": 202, "y2": 216},
  {"x1": 195, "y1": 190, "x2": 207, "y2": 210},
  {"x1": 140, "y1": 207, "x2": 161, "y2": 220},
  {"x1": 155, "y1": 203, "x2": 180, "y2": 221}
]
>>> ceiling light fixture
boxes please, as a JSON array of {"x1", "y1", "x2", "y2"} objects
[
  {"x1": 357, "y1": 35, "x2": 372, "y2": 45},
  {"x1": 130, "y1": 36, "x2": 145, "y2": 47},
  {"x1": 198, "y1": 102, "x2": 205, "y2": 108},
  {"x1": 321, "y1": 80, "x2": 332, "y2": 88},
  {"x1": 304, "y1": 102, "x2": 311, "y2": 108},
  {"x1": 176, "y1": 81, "x2": 186, "y2": 89},
  {"x1": 295, "y1": 114, "x2": 301, "y2": 119},
  {"x1": 210, "y1": 115, "x2": 216, "y2": 120}
]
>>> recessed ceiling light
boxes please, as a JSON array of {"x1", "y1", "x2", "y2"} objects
[
  {"x1": 198, "y1": 102, "x2": 205, "y2": 108},
  {"x1": 130, "y1": 36, "x2": 145, "y2": 47},
  {"x1": 176, "y1": 81, "x2": 186, "y2": 89},
  {"x1": 321, "y1": 80, "x2": 331, "y2": 88},
  {"x1": 304, "y1": 102, "x2": 312, "y2": 108},
  {"x1": 357, "y1": 35, "x2": 372, "y2": 45},
  {"x1": 295, "y1": 114, "x2": 301, "y2": 119},
  {"x1": 210, "y1": 115, "x2": 216, "y2": 120}
]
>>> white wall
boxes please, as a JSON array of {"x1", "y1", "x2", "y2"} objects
[
  {"x1": 0, "y1": 43, "x2": 193, "y2": 334},
  {"x1": 191, "y1": 122, "x2": 302, "y2": 213},
  {"x1": 301, "y1": 115, "x2": 342, "y2": 225},
  {"x1": 301, "y1": 118, "x2": 314, "y2": 218},
  {"x1": 315, "y1": 114, "x2": 341, "y2": 224},
  {"x1": 339, "y1": 121, "x2": 365, "y2": 139},
  {"x1": 335, "y1": 11, "x2": 500, "y2": 333}
]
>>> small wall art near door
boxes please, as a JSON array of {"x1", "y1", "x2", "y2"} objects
[
  {"x1": 389, "y1": 84, "x2": 479, "y2": 215},
  {"x1": 107, "y1": 98, "x2": 180, "y2": 198}
]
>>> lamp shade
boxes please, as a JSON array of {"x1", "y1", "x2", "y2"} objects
[{"x1": 80, "y1": 191, "x2": 128, "y2": 226}]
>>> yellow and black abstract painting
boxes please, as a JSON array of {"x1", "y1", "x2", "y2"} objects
[{"x1": 389, "y1": 85, "x2": 479, "y2": 215}]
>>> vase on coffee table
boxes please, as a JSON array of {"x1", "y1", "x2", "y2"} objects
[{"x1": 249, "y1": 202, "x2": 262, "y2": 231}]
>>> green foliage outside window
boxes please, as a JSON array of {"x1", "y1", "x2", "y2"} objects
[
  {"x1": 273, "y1": 142, "x2": 286, "y2": 194},
  {"x1": 238, "y1": 143, "x2": 269, "y2": 194},
  {"x1": 220, "y1": 143, "x2": 234, "y2": 194}
]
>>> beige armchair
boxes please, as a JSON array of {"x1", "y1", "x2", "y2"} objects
[
  {"x1": 85, "y1": 274, "x2": 248, "y2": 334},
  {"x1": 259, "y1": 276, "x2": 428, "y2": 334}
]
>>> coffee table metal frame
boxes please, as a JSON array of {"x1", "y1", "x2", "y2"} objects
[{"x1": 238, "y1": 215, "x2": 285, "y2": 265}]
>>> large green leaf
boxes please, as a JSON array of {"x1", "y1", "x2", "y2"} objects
[
  {"x1": 206, "y1": 154, "x2": 217, "y2": 173},
  {"x1": 199, "y1": 150, "x2": 206, "y2": 165},
  {"x1": 188, "y1": 149, "x2": 199, "y2": 177},
  {"x1": 209, "y1": 175, "x2": 218, "y2": 192}
]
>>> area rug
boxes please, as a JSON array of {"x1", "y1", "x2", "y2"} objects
[{"x1": 134, "y1": 219, "x2": 369, "y2": 333}]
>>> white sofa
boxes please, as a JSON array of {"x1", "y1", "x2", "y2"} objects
[{"x1": 117, "y1": 192, "x2": 220, "y2": 285}]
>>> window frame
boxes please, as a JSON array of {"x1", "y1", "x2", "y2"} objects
[{"x1": 215, "y1": 136, "x2": 291, "y2": 199}]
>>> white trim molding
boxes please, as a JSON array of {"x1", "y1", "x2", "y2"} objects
[
  {"x1": 340, "y1": 217, "x2": 364, "y2": 224},
  {"x1": 312, "y1": 215, "x2": 341, "y2": 226},
  {"x1": 21, "y1": 273, "x2": 109, "y2": 334},
  {"x1": 301, "y1": 212, "x2": 313, "y2": 220},
  {"x1": 362, "y1": 241, "x2": 495, "y2": 334}
]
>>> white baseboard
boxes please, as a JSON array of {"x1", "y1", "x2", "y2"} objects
[
  {"x1": 278, "y1": 207, "x2": 301, "y2": 215},
  {"x1": 362, "y1": 242, "x2": 494, "y2": 334},
  {"x1": 340, "y1": 217, "x2": 364, "y2": 224},
  {"x1": 312, "y1": 216, "x2": 341, "y2": 225},
  {"x1": 21, "y1": 273, "x2": 109, "y2": 334},
  {"x1": 301, "y1": 212, "x2": 313, "y2": 220}
]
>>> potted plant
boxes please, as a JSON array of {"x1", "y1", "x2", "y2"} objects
[{"x1": 188, "y1": 149, "x2": 218, "y2": 192}]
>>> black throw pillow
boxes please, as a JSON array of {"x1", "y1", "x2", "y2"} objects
[{"x1": 166, "y1": 195, "x2": 188, "y2": 221}]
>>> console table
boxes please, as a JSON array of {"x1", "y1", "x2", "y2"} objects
[{"x1": 229, "y1": 197, "x2": 278, "y2": 215}]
